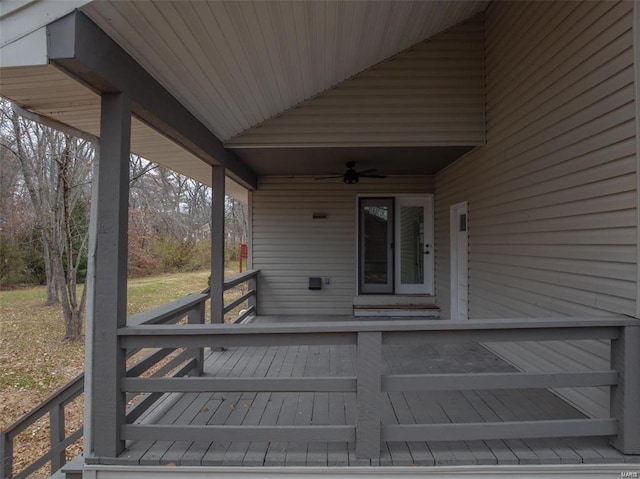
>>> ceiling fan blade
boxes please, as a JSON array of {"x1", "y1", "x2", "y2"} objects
[
  {"x1": 357, "y1": 169, "x2": 378, "y2": 175},
  {"x1": 314, "y1": 176, "x2": 342, "y2": 180},
  {"x1": 359, "y1": 173, "x2": 387, "y2": 178}
]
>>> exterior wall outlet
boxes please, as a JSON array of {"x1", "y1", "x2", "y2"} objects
[{"x1": 324, "y1": 277, "x2": 331, "y2": 285}]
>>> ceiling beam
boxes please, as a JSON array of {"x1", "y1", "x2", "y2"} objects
[{"x1": 46, "y1": 11, "x2": 257, "y2": 190}]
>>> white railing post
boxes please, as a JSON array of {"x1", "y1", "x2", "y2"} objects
[
  {"x1": 356, "y1": 331, "x2": 382, "y2": 463},
  {"x1": 610, "y1": 323, "x2": 640, "y2": 454}
]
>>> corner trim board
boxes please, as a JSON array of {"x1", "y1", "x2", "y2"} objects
[{"x1": 634, "y1": 0, "x2": 640, "y2": 319}]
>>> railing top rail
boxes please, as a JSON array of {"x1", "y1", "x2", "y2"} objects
[
  {"x1": 118, "y1": 316, "x2": 637, "y2": 336},
  {"x1": 127, "y1": 293, "x2": 209, "y2": 326},
  {"x1": 2, "y1": 374, "x2": 84, "y2": 437},
  {"x1": 223, "y1": 269, "x2": 259, "y2": 290}
]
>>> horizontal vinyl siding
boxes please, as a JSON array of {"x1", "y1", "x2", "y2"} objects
[
  {"x1": 252, "y1": 176, "x2": 433, "y2": 315},
  {"x1": 227, "y1": 17, "x2": 484, "y2": 148},
  {"x1": 434, "y1": 1, "x2": 637, "y2": 419}
]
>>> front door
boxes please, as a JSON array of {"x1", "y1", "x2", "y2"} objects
[{"x1": 358, "y1": 195, "x2": 434, "y2": 295}]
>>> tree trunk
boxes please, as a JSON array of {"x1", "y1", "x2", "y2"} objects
[
  {"x1": 54, "y1": 250, "x2": 83, "y2": 341},
  {"x1": 42, "y1": 240, "x2": 59, "y2": 305},
  {"x1": 65, "y1": 308, "x2": 83, "y2": 341}
]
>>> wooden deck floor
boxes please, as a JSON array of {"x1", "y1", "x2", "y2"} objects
[{"x1": 116, "y1": 336, "x2": 638, "y2": 467}]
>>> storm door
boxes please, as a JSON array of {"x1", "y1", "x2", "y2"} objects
[{"x1": 359, "y1": 198, "x2": 394, "y2": 294}]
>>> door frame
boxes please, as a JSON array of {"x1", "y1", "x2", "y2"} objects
[
  {"x1": 356, "y1": 193, "x2": 434, "y2": 295},
  {"x1": 450, "y1": 201, "x2": 469, "y2": 320}
]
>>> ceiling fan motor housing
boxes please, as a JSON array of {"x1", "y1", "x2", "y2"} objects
[{"x1": 343, "y1": 169, "x2": 359, "y2": 184}]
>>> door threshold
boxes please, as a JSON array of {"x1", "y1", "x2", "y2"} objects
[
  {"x1": 353, "y1": 295, "x2": 440, "y2": 318},
  {"x1": 354, "y1": 308, "x2": 440, "y2": 318},
  {"x1": 353, "y1": 295, "x2": 436, "y2": 307}
]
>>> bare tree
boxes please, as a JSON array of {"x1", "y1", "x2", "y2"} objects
[
  {"x1": 1, "y1": 98, "x2": 249, "y2": 340},
  {"x1": 1, "y1": 101, "x2": 93, "y2": 340},
  {"x1": 225, "y1": 197, "x2": 248, "y2": 244}
]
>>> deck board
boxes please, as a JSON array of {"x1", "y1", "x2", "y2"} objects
[{"x1": 118, "y1": 328, "x2": 635, "y2": 467}]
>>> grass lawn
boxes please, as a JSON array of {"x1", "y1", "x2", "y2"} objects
[{"x1": 0, "y1": 266, "x2": 243, "y2": 477}]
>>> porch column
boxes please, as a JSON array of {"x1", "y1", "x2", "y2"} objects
[
  {"x1": 211, "y1": 165, "x2": 225, "y2": 323},
  {"x1": 610, "y1": 324, "x2": 640, "y2": 454},
  {"x1": 91, "y1": 92, "x2": 131, "y2": 457}
]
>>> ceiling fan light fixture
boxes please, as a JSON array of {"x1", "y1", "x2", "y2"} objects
[
  {"x1": 315, "y1": 161, "x2": 384, "y2": 184},
  {"x1": 343, "y1": 169, "x2": 359, "y2": 184}
]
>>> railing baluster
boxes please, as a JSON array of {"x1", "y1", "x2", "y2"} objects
[
  {"x1": 1, "y1": 431, "x2": 12, "y2": 479},
  {"x1": 49, "y1": 403, "x2": 65, "y2": 473},
  {"x1": 248, "y1": 274, "x2": 257, "y2": 314},
  {"x1": 355, "y1": 331, "x2": 382, "y2": 463},
  {"x1": 187, "y1": 302, "x2": 205, "y2": 376},
  {"x1": 610, "y1": 323, "x2": 640, "y2": 454}
]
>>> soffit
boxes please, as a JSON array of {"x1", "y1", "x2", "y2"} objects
[
  {"x1": 0, "y1": 65, "x2": 248, "y2": 201},
  {"x1": 234, "y1": 146, "x2": 475, "y2": 176},
  {"x1": 81, "y1": 0, "x2": 488, "y2": 142}
]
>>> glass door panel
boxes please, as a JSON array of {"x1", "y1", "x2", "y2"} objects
[{"x1": 399, "y1": 206, "x2": 424, "y2": 285}]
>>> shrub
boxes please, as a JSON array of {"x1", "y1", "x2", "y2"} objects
[{"x1": 153, "y1": 236, "x2": 198, "y2": 272}]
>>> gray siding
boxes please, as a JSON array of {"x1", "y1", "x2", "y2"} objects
[
  {"x1": 227, "y1": 17, "x2": 484, "y2": 148},
  {"x1": 252, "y1": 177, "x2": 434, "y2": 315},
  {"x1": 435, "y1": 1, "x2": 637, "y2": 419}
]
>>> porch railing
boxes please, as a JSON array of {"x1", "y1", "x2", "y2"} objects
[
  {"x1": 0, "y1": 270, "x2": 259, "y2": 479},
  {"x1": 222, "y1": 269, "x2": 258, "y2": 324},
  {"x1": 0, "y1": 375, "x2": 83, "y2": 479},
  {"x1": 116, "y1": 317, "x2": 639, "y2": 463}
]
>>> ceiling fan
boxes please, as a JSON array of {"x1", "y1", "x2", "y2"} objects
[{"x1": 315, "y1": 161, "x2": 387, "y2": 184}]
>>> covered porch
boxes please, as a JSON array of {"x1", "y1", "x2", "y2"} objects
[
  {"x1": 85, "y1": 297, "x2": 639, "y2": 471},
  {"x1": 1, "y1": 0, "x2": 639, "y2": 478}
]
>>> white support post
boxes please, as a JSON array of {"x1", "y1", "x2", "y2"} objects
[
  {"x1": 91, "y1": 92, "x2": 131, "y2": 458},
  {"x1": 211, "y1": 166, "x2": 225, "y2": 324}
]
